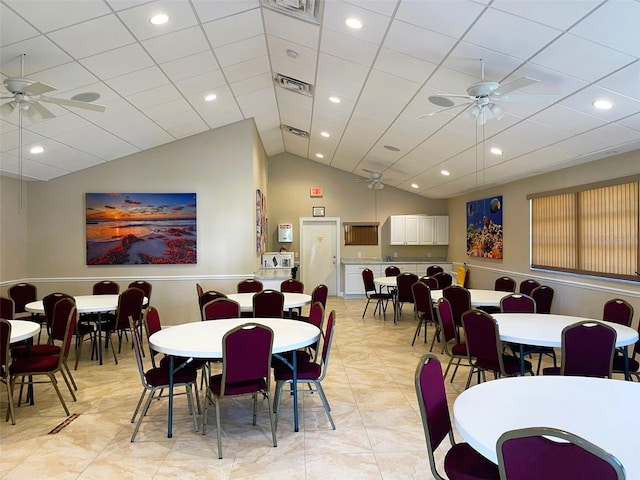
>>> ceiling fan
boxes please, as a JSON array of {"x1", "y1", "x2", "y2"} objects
[
  {"x1": 350, "y1": 170, "x2": 385, "y2": 189},
  {"x1": 422, "y1": 59, "x2": 557, "y2": 124},
  {"x1": 1, "y1": 54, "x2": 106, "y2": 120}
]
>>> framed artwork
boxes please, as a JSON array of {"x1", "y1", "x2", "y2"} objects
[
  {"x1": 312, "y1": 206, "x2": 325, "y2": 217},
  {"x1": 86, "y1": 193, "x2": 197, "y2": 265},
  {"x1": 466, "y1": 195, "x2": 503, "y2": 259},
  {"x1": 256, "y1": 189, "x2": 267, "y2": 253}
]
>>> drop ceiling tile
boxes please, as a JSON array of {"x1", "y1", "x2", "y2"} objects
[
  {"x1": 203, "y1": 8, "x2": 264, "y2": 48},
  {"x1": 0, "y1": 36, "x2": 72, "y2": 76},
  {"x1": 27, "y1": 62, "x2": 99, "y2": 95},
  {"x1": 230, "y1": 72, "x2": 273, "y2": 97},
  {"x1": 529, "y1": 104, "x2": 606, "y2": 135},
  {"x1": 223, "y1": 55, "x2": 271, "y2": 84},
  {"x1": 0, "y1": 3, "x2": 39, "y2": 45},
  {"x1": 560, "y1": 85, "x2": 640, "y2": 121},
  {"x1": 617, "y1": 113, "x2": 640, "y2": 132},
  {"x1": 315, "y1": 53, "x2": 369, "y2": 98},
  {"x1": 117, "y1": 0, "x2": 198, "y2": 41},
  {"x1": 18, "y1": 157, "x2": 71, "y2": 181},
  {"x1": 384, "y1": 20, "x2": 457, "y2": 64},
  {"x1": 270, "y1": 56, "x2": 316, "y2": 86},
  {"x1": 490, "y1": 0, "x2": 600, "y2": 31},
  {"x1": 153, "y1": 109, "x2": 208, "y2": 139},
  {"x1": 258, "y1": 126, "x2": 285, "y2": 156},
  {"x1": 25, "y1": 112, "x2": 91, "y2": 137},
  {"x1": 267, "y1": 34, "x2": 317, "y2": 69},
  {"x1": 106, "y1": 66, "x2": 170, "y2": 97},
  {"x1": 3, "y1": 0, "x2": 110, "y2": 33},
  {"x1": 595, "y1": 62, "x2": 640, "y2": 103},
  {"x1": 343, "y1": 0, "x2": 398, "y2": 17},
  {"x1": 320, "y1": 29, "x2": 378, "y2": 67},
  {"x1": 161, "y1": 51, "x2": 220, "y2": 82},
  {"x1": 142, "y1": 26, "x2": 209, "y2": 63},
  {"x1": 174, "y1": 70, "x2": 228, "y2": 97},
  {"x1": 191, "y1": 0, "x2": 258, "y2": 23},
  {"x1": 48, "y1": 15, "x2": 136, "y2": 59},
  {"x1": 322, "y1": 1, "x2": 392, "y2": 45},
  {"x1": 396, "y1": 0, "x2": 485, "y2": 38},
  {"x1": 215, "y1": 35, "x2": 268, "y2": 68},
  {"x1": 128, "y1": 84, "x2": 183, "y2": 110},
  {"x1": 80, "y1": 44, "x2": 155, "y2": 80},
  {"x1": 55, "y1": 125, "x2": 137, "y2": 160},
  {"x1": 261, "y1": 9, "x2": 319, "y2": 50},
  {"x1": 373, "y1": 48, "x2": 437, "y2": 84}
]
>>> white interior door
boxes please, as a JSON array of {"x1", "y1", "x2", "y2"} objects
[{"x1": 299, "y1": 217, "x2": 340, "y2": 296}]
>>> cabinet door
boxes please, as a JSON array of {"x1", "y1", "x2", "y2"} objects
[
  {"x1": 405, "y1": 215, "x2": 420, "y2": 245},
  {"x1": 435, "y1": 216, "x2": 449, "y2": 245},
  {"x1": 419, "y1": 215, "x2": 435, "y2": 245},
  {"x1": 390, "y1": 216, "x2": 407, "y2": 245}
]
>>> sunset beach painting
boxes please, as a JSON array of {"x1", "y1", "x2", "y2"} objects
[{"x1": 86, "y1": 193, "x2": 196, "y2": 265}]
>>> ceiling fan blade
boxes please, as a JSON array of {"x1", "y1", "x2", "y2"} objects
[
  {"x1": 496, "y1": 94, "x2": 561, "y2": 103},
  {"x1": 493, "y1": 76, "x2": 539, "y2": 96},
  {"x1": 1, "y1": 101, "x2": 17, "y2": 117},
  {"x1": 23, "y1": 81, "x2": 57, "y2": 95},
  {"x1": 39, "y1": 95, "x2": 106, "y2": 112},
  {"x1": 418, "y1": 101, "x2": 471, "y2": 119},
  {"x1": 27, "y1": 100, "x2": 56, "y2": 119}
]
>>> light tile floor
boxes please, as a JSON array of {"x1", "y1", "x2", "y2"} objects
[{"x1": 1, "y1": 297, "x2": 553, "y2": 479}]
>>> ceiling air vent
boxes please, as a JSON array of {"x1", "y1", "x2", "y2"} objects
[
  {"x1": 281, "y1": 124, "x2": 309, "y2": 138},
  {"x1": 260, "y1": 0, "x2": 323, "y2": 25},
  {"x1": 274, "y1": 73, "x2": 313, "y2": 97}
]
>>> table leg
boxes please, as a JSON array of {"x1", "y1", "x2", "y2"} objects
[
  {"x1": 519, "y1": 344, "x2": 525, "y2": 374},
  {"x1": 273, "y1": 352, "x2": 300, "y2": 432},
  {"x1": 97, "y1": 312, "x2": 103, "y2": 365},
  {"x1": 168, "y1": 355, "x2": 174, "y2": 438},
  {"x1": 623, "y1": 346, "x2": 630, "y2": 380}
]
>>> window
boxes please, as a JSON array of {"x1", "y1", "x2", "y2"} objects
[
  {"x1": 529, "y1": 176, "x2": 639, "y2": 281},
  {"x1": 344, "y1": 223, "x2": 379, "y2": 246}
]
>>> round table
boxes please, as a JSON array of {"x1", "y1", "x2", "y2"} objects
[
  {"x1": 453, "y1": 375, "x2": 640, "y2": 478},
  {"x1": 149, "y1": 317, "x2": 320, "y2": 437},
  {"x1": 431, "y1": 288, "x2": 508, "y2": 308},
  {"x1": 493, "y1": 313, "x2": 639, "y2": 376},
  {"x1": 226, "y1": 292, "x2": 311, "y2": 315},
  {"x1": 7, "y1": 319, "x2": 40, "y2": 343}
]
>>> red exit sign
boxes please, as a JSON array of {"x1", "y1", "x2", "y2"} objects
[{"x1": 310, "y1": 187, "x2": 323, "y2": 197}]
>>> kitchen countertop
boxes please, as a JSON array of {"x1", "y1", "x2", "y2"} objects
[{"x1": 341, "y1": 258, "x2": 449, "y2": 265}]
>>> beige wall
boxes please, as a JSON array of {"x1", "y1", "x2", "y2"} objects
[
  {"x1": 447, "y1": 151, "x2": 640, "y2": 322},
  {"x1": 0, "y1": 176, "x2": 29, "y2": 280}
]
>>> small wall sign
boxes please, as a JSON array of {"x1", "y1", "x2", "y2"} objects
[
  {"x1": 310, "y1": 187, "x2": 323, "y2": 197},
  {"x1": 312, "y1": 206, "x2": 325, "y2": 217}
]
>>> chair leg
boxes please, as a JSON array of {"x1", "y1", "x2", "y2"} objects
[
  {"x1": 411, "y1": 319, "x2": 423, "y2": 346},
  {"x1": 313, "y1": 381, "x2": 335, "y2": 430},
  {"x1": 362, "y1": 299, "x2": 371, "y2": 318},
  {"x1": 3, "y1": 381, "x2": 15, "y2": 425},
  {"x1": 215, "y1": 397, "x2": 223, "y2": 459},
  {"x1": 131, "y1": 389, "x2": 154, "y2": 442}
]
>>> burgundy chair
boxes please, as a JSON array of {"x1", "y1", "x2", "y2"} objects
[
  {"x1": 500, "y1": 294, "x2": 536, "y2": 314},
  {"x1": 1, "y1": 319, "x2": 15, "y2": 424},
  {"x1": 497, "y1": 427, "x2": 625, "y2": 480},
  {"x1": 195, "y1": 283, "x2": 204, "y2": 298},
  {"x1": 274, "y1": 310, "x2": 336, "y2": 431},
  {"x1": 128, "y1": 280, "x2": 152, "y2": 302},
  {"x1": 519, "y1": 279, "x2": 540, "y2": 296},
  {"x1": 462, "y1": 309, "x2": 532, "y2": 389},
  {"x1": 435, "y1": 298, "x2": 470, "y2": 382},
  {"x1": 92, "y1": 280, "x2": 119, "y2": 295},
  {"x1": 8, "y1": 284, "x2": 46, "y2": 341},
  {"x1": 252, "y1": 289, "x2": 284, "y2": 318},
  {"x1": 612, "y1": 318, "x2": 639, "y2": 380},
  {"x1": 104, "y1": 287, "x2": 145, "y2": 364},
  {"x1": 442, "y1": 285, "x2": 471, "y2": 328},
  {"x1": 1, "y1": 297, "x2": 14, "y2": 320},
  {"x1": 543, "y1": 321, "x2": 616, "y2": 378},
  {"x1": 280, "y1": 279, "x2": 304, "y2": 316},
  {"x1": 198, "y1": 290, "x2": 227, "y2": 320},
  {"x1": 415, "y1": 354, "x2": 499, "y2": 480},
  {"x1": 9, "y1": 299, "x2": 78, "y2": 417},
  {"x1": 202, "y1": 298, "x2": 241, "y2": 320},
  {"x1": 202, "y1": 323, "x2": 277, "y2": 459},
  {"x1": 419, "y1": 276, "x2": 439, "y2": 290},
  {"x1": 411, "y1": 281, "x2": 435, "y2": 346},
  {"x1": 130, "y1": 317, "x2": 198, "y2": 442},
  {"x1": 602, "y1": 298, "x2": 634, "y2": 326},
  {"x1": 433, "y1": 271, "x2": 453, "y2": 289},
  {"x1": 384, "y1": 265, "x2": 400, "y2": 277},
  {"x1": 494, "y1": 277, "x2": 516, "y2": 293},
  {"x1": 361, "y1": 268, "x2": 393, "y2": 320},
  {"x1": 237, "y1": 279, "x2": 263, "y2": 293},
  {"x1": 310, "y1": 284, "x2": 328, "y2": 310},
  {"x1": 531, "y1": 285, "x2": 554, "y2": 314},
  {"x1": 426, "y1": 265, "x2": 444, "y2": 277},
  {"x1": 42, "y1": 292, "x2": 74, "y2": 338},
  {"x1": 396, "y1": 272, "x2": 418, "y2": 319}
]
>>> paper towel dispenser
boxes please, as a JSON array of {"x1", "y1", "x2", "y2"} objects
[{"x1": 278, "y1": 223, "x2": 293, "y2": 242}]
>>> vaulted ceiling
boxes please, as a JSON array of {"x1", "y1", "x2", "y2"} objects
[{"x1": 1, "y1": 0, "x2": 639, "y2": 198}]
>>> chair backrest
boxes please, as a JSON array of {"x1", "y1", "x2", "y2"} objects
[
  {"x1": 531, "y1": 285, "x2": 554, "y2": 314},
  {"x1": 442, "y1": 285, "x2": 471, "y2": 323},
  {"x1": 195, "y1": 283, "x2": 204, "y2": 298},
  {"x1": 497, "y1": 427, "x2": 626, "y2": 480},
  {"x1": 426, "y1": 265, "x2": 444, "y2": 277},
  {"x1": 280, "y1": 279, "x2": 304, "y2": 293},
  {"x1": 43, "y1": 292, "x2": 74, "y2": 331},
  {"x1": 397, "y1": 272, "x2": 419, "y2": 303},
  {"x1": 462, "y1": 309, "x2": 504, "y2": 373},
  {"x1": 252, "y1": 289, "x2": 284, "y2": 318},
  {"x1": 143, "y1": 306, "x2": 163, "y2": 366},
  {"x1": 8, "y1": 283, "x2": 37, "y2": 314},
  {"x1": 560, "y1": 321, "x2": 617, "y2": 378},
  {"x1": 93, "y1": 280, "x2": 119, "y2": 295},
  {"x1": 435, "y1": 298, "x2": 458, "y2": 344},
  {"x1": 305, "y1": 301, "x2": 325, "y2": 330},
  {"x1": 361, "y1": 268, "x2": 376, "y2": 293},
  {"x1": 500, "y1": 294, "x2": 536, "y2": 313},
  {"x1": 384, "y1": 265, "x2": 400, "y2": 277},
  {"x1": 494, "y1": 276, "x2": 516, "y2": 293},
  {"x1": 114, "y1": 287, "x2": 145, "y2": 329},
  {"x1": 1, "y1": 297, "x2": 15, "y2": 320},
  {"x1": 1, "y1": 319, "x2": 11, "y2": 381},
  {"x1": 203, "y1": 298, "x2": 241, "y2": 320},
  {"x1": 414, "y1": 354, "x2": 454, "y2": 478},
  {"x1": 602, "y1": 298, "x2": 634, "y2": 327},
  {"x1": 412, "y1": 281, "x2": 433, "y2": 322},
  {"x1": 198, "y1": 290, "x2": 227, "y2": 319},
  {"x1": 237, "y1": 279, "x2": 263, "y2": 293},
  {"x1": 310, "y1": 284, "x2": 328, "y2": 309},
  {"x1": 220, "y1": 323, "x2": 274, "y2": 395},
  {"x1": 129, "y1": 316, "x2": 150, "y2": 385},
  {"x1": 128, "y1": 280, "x2": 152, "y2": 300},
  {"x1": 519, "y1": 279, "x2": 540, "y2": 296},
  {"x1": 318, "y1": 310, "x2": 336, "y2": 372},
  {"x1": 54, "y1": 299, "x2": 78, "y2": 359},
  {"x1": 419, "y1": 276, "x2": 439, "y2": 290},
  {"x1": 433, "y1": 271, "x2": 453, "y2": 289}
]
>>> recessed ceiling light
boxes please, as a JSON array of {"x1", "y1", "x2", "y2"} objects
[
  {"x1": 345, "y1": 17, "x2": 363, "y2": 29},
  {"x1": 30, "y1": 145, "x2": 44, "y2": 154},
  {"x1": 490, "y1": 147, "x2": 503, "y2": 155},
  {"x1": 593, "y1": 99, "x2": 613, "y2": 110},
  {"x1": 286, "y1": 49, "x2": 299, "y2": 58},
  {"x1": 329, "y1": 96, "x2": 341, "y2": 104},
  {"x1": 150, "y1": 13, "x2": 169, "y2": 25},
  {"x1": 441, "y1": 170, "x2": 450, "y2": 176},
  {"x1": 411, "y1": 183, "x2": 419, "y2": 189},
  {"x1": 204, "y1": 93, "x2": 217, "y2": 102},
  {"x1": 383, "y1": 145, "x2": 400, "y2": 152},
  {"x1": 320, "y1": 131, "x2": 330, "y2": 138},
  {"x1": 316, "y1": 153, "x2": 324, "y2": 159}
]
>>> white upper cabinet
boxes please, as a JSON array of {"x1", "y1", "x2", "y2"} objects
[
  {"x1": 435, "y1": 215, "x2": 449, "y2": 245},
  {"x1": 390, "y1": 215, "x2": 448, "y2": 245}
]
